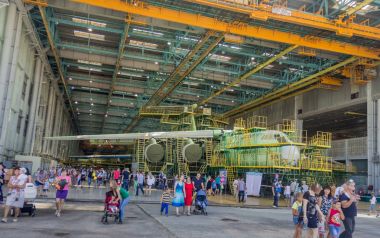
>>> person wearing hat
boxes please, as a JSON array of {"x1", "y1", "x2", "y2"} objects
[{"x1": 1, "y1": 167, "x2": 27, "y2": 223}]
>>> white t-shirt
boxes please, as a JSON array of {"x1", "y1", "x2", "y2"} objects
[
  {"x1": 302, "y1": 184, "x2": 309, "y2": 193},
  {"x1": 147, "y1": 176, "x2": 155, "y2": 186},
  {"x1": 335, "y1": 186, "x2": 344, "y2": 198},
  {"x1": 18, "y1": 174, "x2": 28, "y2": 185},
  {"x1": 285, "y1": 186, "x2": 291, "y2": 195},
  {"x1": 370, "y1": 196, "x2": 377, "y2": 205}
]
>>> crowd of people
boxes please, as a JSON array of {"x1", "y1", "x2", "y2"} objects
[
  {"x1": 0, "y1": 162, "x2": 377, "y2": 238},
  {"x1": 289, "y1": 180, "x2": 361, "y2": 238}
]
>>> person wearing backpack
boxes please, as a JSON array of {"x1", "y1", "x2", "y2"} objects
[
  {"x1": 292, "y1": 192, "x2": 304, "y2": 238},
  {"x1": 55, "y1": 169, "x2": 71, "y2": 217}
]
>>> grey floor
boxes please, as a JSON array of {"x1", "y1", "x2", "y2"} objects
[{"x1": 0, "y1": 202, "x2": 378, "y2": 238}]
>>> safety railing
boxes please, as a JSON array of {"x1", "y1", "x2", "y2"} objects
[
  {"x1": 246, "y1": 115, "x2": 267, "y2": 130},
  {"x1": 309, "y1": 131, "x2": 332, "y2": 148}
]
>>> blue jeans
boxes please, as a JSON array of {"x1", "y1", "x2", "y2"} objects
[
  {"x1": 88, "y1": 177, "x2": 92, "y2": 186},
  {"x1": 238, "y1": 191, "x2": 245, "y2": 202},
  {"x1": 119, "y1": 197, "x2": 129, "y2": 222},
  {"x1": 161, "y1": 203, "x2": 169, "y2": 215},
  {"x1": 339, "y1": 216, "x2": 355, "y2": 238},
  {"x1": 122, "y1": 180, "x2": 129, "y2": 191},
  {"x1": 329, "y1": 225, "x2": 341, "y2": 238},
  {"x1": 136, "y1": 183, "x2": 144, "y2": 196},
  {"x1": 273, "y1": 193, "x2": 279, "y2": 207}
]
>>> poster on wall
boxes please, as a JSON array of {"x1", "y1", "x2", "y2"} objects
[
  {"x1": 219, "y1": 170, "x2": 227, "y2": 185},
  {"x1": 246, "y1": 172, "x2": 263, "y2": 197}
]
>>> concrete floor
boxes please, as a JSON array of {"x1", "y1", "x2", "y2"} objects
[{"x1": 0, "y1": 202, "x2": 378, "y2": 238}]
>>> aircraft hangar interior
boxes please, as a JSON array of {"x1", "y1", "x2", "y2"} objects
[{"x1": 0, "y1": 1, "x2": 380, "y2": 237}]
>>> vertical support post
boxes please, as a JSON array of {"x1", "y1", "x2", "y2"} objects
[{"x1": 24, "y1": 58, "x2": 42, "y2": 153}]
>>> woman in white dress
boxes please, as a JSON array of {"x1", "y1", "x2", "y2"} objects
[
  {"x1": 1, "y1": 167, "x2": 27, "y2": 223},
  {"x1": 146, "y1": 173, "x2": 155, "y2": 196}
]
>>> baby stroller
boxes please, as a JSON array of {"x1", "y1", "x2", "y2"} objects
[
  {"x1": 101, "y1": 191, "x2": 120, "y2": 224},
  {"x1": 193, "y1": 190, "x2": 208, "y2": 215}
]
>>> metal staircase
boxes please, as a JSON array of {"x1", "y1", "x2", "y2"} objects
[
  {"x1": 136, "y1": 139, "x2": 148, "y2": 172},
  {"x1": 205, "y1": 138, "x2": 213, "y2": 166},
  {"x1": 226, "y1": 167, "x2": 237, "y2": 193},
  {"x1": 176, "y1": 139, "x2": 188, "y2": 176}
]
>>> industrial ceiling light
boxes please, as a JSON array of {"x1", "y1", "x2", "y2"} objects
[
  {"x1": 134, "y1": 94, "x2": 138, "y2": 97},
  {"x1": 68, "y1": 77, "x2": 72, "y2": 80},
  {"x1": 88, "y1": 28, "x2": 92, "y2": 32},
  {"x1": 167, "y1": 42, "x2": 171, "y2": 45},
  {"x1": 155, "y1": 62, "x2": 159, "y2": 65},
  {"x1": 75, "y1": 101, "x2": 78, "y2": 104},
  {"x1": 89, "y1": 113, "x2": 92, "y2": 116},
  {"x1": 105, "y1": 114, "x2": 108, "y2": 117},
  {"x1": 90, "y1": 98, "x2": 93, "y2": 101},
  {"x1": 91, "y1": 103, "x2": 94, "y2": 106},
  {"x1": 89, "y1": 80, "x2": 93, "y2": 83}
]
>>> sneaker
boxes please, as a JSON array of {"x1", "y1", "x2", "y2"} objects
[
  {"x1": 55, "y1": 210, "x2": 59, "y2": 216},
  {"x1": 1, "y1": 218, "x2": 7, "y2": 223},
  {"x1": 12, "y1": 219, "x2": 18, "y2": 223},
  {"x1": 57, "y1": 212, "x2": 61, "y2": 217},
  {"x1": 272, "y1": 206, "x2": 277, "y2": 208}
]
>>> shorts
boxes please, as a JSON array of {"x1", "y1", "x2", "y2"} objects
[
  {"x1": 329, "y1": 225, "x2": 341, "y2": 238},
  {"x1": 35, "y1": 181, "x2": 43, "y2": 186},
  {"x1": 293, "y1": 216, "x2": 303, "y2": 225},
  {"x1": 216, "y1": 184, "x2": 221, "y2": 190},
  {"x1": 56, "y1": 190, "x2": 68, "y2": 200},
  {"x1": 307, "y1": 214, "x2": 318, "y2": 229},
  {"x1": 369, "y1": 204, "x2": 376, "y2": 211},
  {"x1": 285, "y1": 194, "x2": 290, "y2": 199}
]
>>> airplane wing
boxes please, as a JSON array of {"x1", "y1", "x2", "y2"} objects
[{"x1": 44, "y1": 130, "x2": 230, "y2": 141}]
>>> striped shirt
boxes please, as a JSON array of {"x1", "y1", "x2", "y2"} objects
[{"x1": 161, "y1": 192, "x2": 171, "y2": 204}]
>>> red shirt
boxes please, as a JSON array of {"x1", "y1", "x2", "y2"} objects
[
  {"x1": 113, "y1": 170, "x2": 120, "y2": 180},
  {"x1": 328, "y1": 209, "x2": 341, "y2": 227}
]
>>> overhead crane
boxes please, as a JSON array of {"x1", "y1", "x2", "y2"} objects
[
  {"x1": 189, "y1": 0, "x2": 380, "y2": 40},
  {"x1": 68, "y1": 0, "x2": 380, "y2": 59}
]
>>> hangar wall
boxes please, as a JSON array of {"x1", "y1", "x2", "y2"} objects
[{"x1": 0, "y1": 3, "x2": 78, "y2": 163}]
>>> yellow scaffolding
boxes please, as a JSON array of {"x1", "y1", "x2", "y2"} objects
[
  {"x1": 246, "y1": 115, "x2": 267, "y2": 130},
  {"x1": 309, "y1": 131, "x2": 332, "y2": 148}
]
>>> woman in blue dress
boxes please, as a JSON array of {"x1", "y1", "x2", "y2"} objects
[{"x1": 172, "y1": 175, "x2": 186, "y2": 216}]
